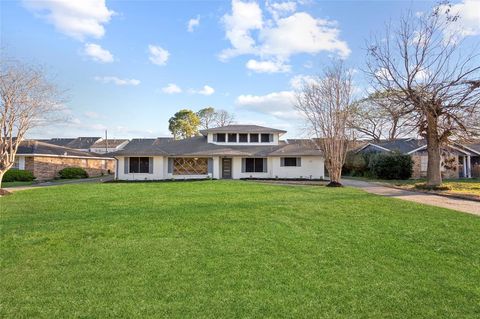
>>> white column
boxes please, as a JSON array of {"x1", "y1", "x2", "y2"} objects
[
  {"x1": 463, "y1": 156, "x2": 467, "y2": 178},
  {"x1": 467, "y1": 155, "x2": 471, "y2": 178}
]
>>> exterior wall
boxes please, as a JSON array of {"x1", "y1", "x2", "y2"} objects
[
  {"x1": 411, "y1": 151, "x2": 459, "y2": 179},
  {"x1": 271, "y1": 156, "x2": 325, "y2": 179},
  {"x1": 29, "y1": 156, "x2": 115, "y2": 180},
  {"x1": 116, "y1": 156, "x2": 165, "y2": 180},
  {"x1": 115, "y1": 155, "x2": 325, "y2": 180},
  {"x1": 230, "y1": 156, "x2": 325, "y2": 179}
]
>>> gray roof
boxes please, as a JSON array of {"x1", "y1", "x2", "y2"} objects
[
  {"x1": 200, "y1": 124, "x2": 287, "y2": 135},
  {"x1": 465, "y1": 142, "x2": 480, "y2": 154},
  {"x1": 91, "y1": 139, "x2": 129, "y2": 148},
  {"x1": 17, "y1": 140, "x2": 112, "y2": 158},
  {"x1": 43, "y1": 137, "x2": 102, "y2": 149},
  {"x1": 112, "y1": 136, "x2": 322, "y2": 157},
  {"x1": 374, "y1": 139, "x2": 427, "y2": 153}
]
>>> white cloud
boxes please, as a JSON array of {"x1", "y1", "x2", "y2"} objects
[
  {"x1": 260, "y1": 12, "x2": 351, "y2": 59},
  {"x1": 23, "y1": 0, "x2": 114, "y2": 41},
  {"x1": 84, "y1": 43, "x2": 114, "y2": 63},
  {"x1": 94, "y1": 76, "x2": 140, "y2": 86},
  {"x1": 439, "y1": 0, "x2": 480, "y2": 41},
  {"x1": 162, "y1": 83, "x2": 182, "y2": 94},
  {"x1": 246, "y1": 59, "x2": 291, "y2": 73},
  {"x1": 187, "y1": 15, "x2": 200, "y2": 32},
  {"x1": 219, "y1": 0, "x2": 263, "y2": 60},
  {"x1": 266, "y1": 1, "x2": 297, "y2": 20},
  {"x1": 148, "y1": 45, "x2": 170, "y2": 65},
  {"x1": 236, "y1": 90, "x2": 301, "y2": 120},
  {"x1": 191, "y1": 85, "x2": 215, "y2": 96},
  {"x1": 289, "y1": 74, "x2": 318, "y2": 90},
  {"x1": 220, "y1": 1, "x2": 350, "y2": 71}
]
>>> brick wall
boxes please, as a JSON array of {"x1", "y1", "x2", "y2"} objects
[
  {"x1": 411, "y1": 151, "x2": 459, "y2": 179},
  {"x1": 27, "y1": 156, "x2": 115, "y2": 180}
]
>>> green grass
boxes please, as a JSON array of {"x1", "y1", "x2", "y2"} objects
[
  {"x1": 1, "y1": 181, "x2": 34, "y2": 188},
  {"x1": 1, "y1": 181, "x2": 479, "y2": 318}
]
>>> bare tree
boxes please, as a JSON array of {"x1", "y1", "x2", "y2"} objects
[
  {"x1": 349, "y1": 91, "x2": 416, "y2": 141},
  {"x1": 366, "y1": 3, "x2": 480, "y2": 186},
  {"x1": 295, "y1": 62, "x2": 354, "y2": 186},
  {"x1": 0, "y1": 58, "x2": 64, "y2": 188},
  {"x1": 214, "y1": 109, "x2": 235, "y2": 127}
]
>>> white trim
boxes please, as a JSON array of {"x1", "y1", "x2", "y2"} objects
[
  {"x1": 356, "y1": 143, "x2": 392, "y2": 153},
  {"x1": 15, "y1": 153, "x2": 114, "y2": 160},
  {"x1": 407, "y1": 145, "x2": 427, "y2": 154},
  {"x1": 457, "y1": 145, "x2": 480, "y2": 156}
]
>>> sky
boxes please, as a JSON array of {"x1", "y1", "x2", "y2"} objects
[{"x1": 1, "y1": 0, "x2": 479, "y2": 139}]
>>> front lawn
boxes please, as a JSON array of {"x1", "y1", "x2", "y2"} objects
[
  {"x1": 1, "y1": 181, "x2": 479, "y2": 318},
  {"x1": 1, "y1": 181, "x2": 35, "y2": 188}
]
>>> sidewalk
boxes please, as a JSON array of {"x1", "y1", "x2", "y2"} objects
[{"x1": 342, "y1": 178, "x2": 480, "y2": 216}]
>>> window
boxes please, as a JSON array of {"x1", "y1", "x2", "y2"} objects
[
  {"x1": 281, "y1": 157, "x2": 301, "y2": 167},
  {"x1": 228, "y1": 133, "x2": 237, "y2": 143},
  {"x1": 173, "y1": 158, "x2": 208, "y2": 175},
  {"x1": 129, "y1": 157, "x2": 150, "y2": 173},
  {"x1": 261, "y1": 133, "x2": 272, "y2": 143},
  {"x1": 239, "y1": 133, "x2": 248, "y2": 142},
  {"x1": 250, "y1": 133, "x2": 259, "y2": 143},
  {"x1": 244, "y1": 158, "x2": 266, "y2": 173},
  {"x1": 420, "y1": 156, "x2": 428, "y2": 171},
  {"x1": 216, "y1": 133, "x2": 226, "y2": 142}
]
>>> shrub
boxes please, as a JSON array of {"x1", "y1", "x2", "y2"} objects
[
  {"x1": 3, "y1": 169, "x2": 35, "y2": 182},
  {"x1": 58, "y1": 167, "x2": 89, "y2": 179},
  {"x1": 343, "y1": 153, "x2": 368, "y2": 176},
  {"x1": 368, "y1": 152, "x2": 413, "y2": 180}
]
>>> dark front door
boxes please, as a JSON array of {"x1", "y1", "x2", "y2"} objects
[{"x1": 222, "y1": 158, "x2": 232, "y2": 179}]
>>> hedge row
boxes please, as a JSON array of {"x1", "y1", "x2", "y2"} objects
[
  {"x1": 3, "y1": 169, "x2": 35, "y2": 182},
  {"x1": 344, "y1": 152, "x2": 413, "y2": 180}
]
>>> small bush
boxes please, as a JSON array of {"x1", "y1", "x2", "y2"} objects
[
  {"x1": 58, "y1": 167, "x2": 89, "y2": 179},
  {"x1": 3, "y1": 169, "x2": 35, "y2": 182},
  {"x1": 368, "y1": 152, "x2": 413, "y2": 180}
]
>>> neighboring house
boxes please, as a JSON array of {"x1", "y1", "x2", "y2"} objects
[
  {"x1": 356, "y1": 138, "x2": 479, "y2": 179},
  {"x1": 41, "y1": 137, "x2": 102, "y2": 152},
  {"x1": 112, "y1": 125, "x2": 325, "y2": 180},
  {"x1": 89, "y1": 139, "x2": 129, "y2": 154},
  {"x1": 14, "y1": 140, "x2": 115, "y2": 180}
]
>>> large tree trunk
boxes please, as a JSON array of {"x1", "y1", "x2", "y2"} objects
[{"x1": 426, "y1": 112, "x2": 442, "y2": 187}]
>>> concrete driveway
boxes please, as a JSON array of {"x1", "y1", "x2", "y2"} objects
[{"x1": 343, "y1": 178, "x2": 480, "y2": 216}]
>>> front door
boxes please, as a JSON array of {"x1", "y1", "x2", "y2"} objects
[{"x1": 222, "y1": 158, "x2": 232, "y2": 179}]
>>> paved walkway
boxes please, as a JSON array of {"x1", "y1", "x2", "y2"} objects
[
  {"x1": 4, "y1": 175, "x2": 114, "y2": 192},
  {"x1": 342, "y1": 179, "x2": 480, "y2": 216}
]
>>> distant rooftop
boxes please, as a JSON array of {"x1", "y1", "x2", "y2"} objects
[
  {"x1": 91, "y1": 139, "x2": 129, "y2": 148},
  {"x1": 200, "y1": 124, "x2": 287, "y2": 135},
  {"x1": 45, "y1": 137, "x2": 102, "y2": 149}
]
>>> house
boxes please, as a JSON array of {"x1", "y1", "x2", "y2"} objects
[
  {"x1": 112, "y1": 125, "x2": 325, "y2": 180},
  {"x1": 356, "y1": 138, "x2": 479, "y2": 179},
  {"x1": 89, "y1": 139, "x2": 129, "y2": 154},
  {"x1": 14, "y1": 140, "x2": 115, "y2": 180}
]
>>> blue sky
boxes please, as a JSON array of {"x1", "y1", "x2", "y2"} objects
[{"x1": 2, "y1": 0, "x2": 479, "y2": 139}]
